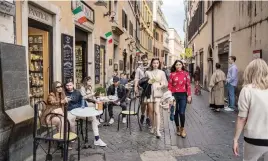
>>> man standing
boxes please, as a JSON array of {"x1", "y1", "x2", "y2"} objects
[
  {"x1": 225, "y1": 56, "x2": 238, "y2": 112},
  {"x1": 134, "y1": 54, "x2": 150, "y2": 126},
  {"x1": 107, "y1": 76, "x2": 127, "y2": 124}
]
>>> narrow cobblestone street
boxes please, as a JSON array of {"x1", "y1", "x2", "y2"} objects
[{"x1": 28, "y1": 87, "x2": 265, "y2": 161}]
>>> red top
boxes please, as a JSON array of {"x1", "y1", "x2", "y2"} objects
[{"x1": 168, "y1": 70, "x2": 191, "y2": 96}]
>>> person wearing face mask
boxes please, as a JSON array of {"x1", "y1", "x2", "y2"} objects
[
  {"x1": 144, "y1": 58, "x2": 168, "y2": 138},
  {"x1": 168, "y1": 60, "x2": 192, "y2": 138}
]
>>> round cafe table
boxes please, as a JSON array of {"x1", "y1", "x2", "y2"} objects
[
  {"x1": 97, "y1": 96, "x2": 118, "y2": 126},
  {"x1": 70, "y1": 107, "x2": 103, "y2": 148}
]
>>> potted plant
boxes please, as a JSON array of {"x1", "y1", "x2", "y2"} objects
[{"x1": 95, "y1": 87, "x2": 106, "y2": 97}]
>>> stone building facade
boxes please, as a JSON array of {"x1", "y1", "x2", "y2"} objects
[
  {"x1": 185, "y1": 1, "x2": 268, "y2": 91},
  {"x1": 168, "y1": 28, "x2": 183, "y2": 65}
]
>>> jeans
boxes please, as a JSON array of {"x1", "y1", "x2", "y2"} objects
[
  {"x1": 227, "y1": 83, "x2": 236, "y2": 109},
  {"x1": 108, "y1": 102, "x2": 127, "y2": 118},
  {"x1": 173, "y1": 93, "x2": 187, "y2": 127}
]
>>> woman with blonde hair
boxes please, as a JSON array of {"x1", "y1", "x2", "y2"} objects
[{"x1": 233, "y1": 59, "x2": 268, "y2": 161}]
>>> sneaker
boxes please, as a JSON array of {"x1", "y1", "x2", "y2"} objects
[
  {"x1": 122, "y1": 117, "x2": 127, "y2": 124},
  {"x1": 150, "y1": 127, "x2": 155, "y2": 134},
  {"x1": 94, "y1": 139, "x2": 107, "y2": 147},
  {"x1": 109, "y1": 118, "x2": 114, "y2": 124},
  {"x1": 156, "y1": 130, "x2": 161, "y2": 139},
  {"x1": 99, "y1": 118, "x2": 104, "y2": 123},
  {"x1": 215, "y1": 108, "x2": 220, "y2": 112},
  {"x1": 140, "y1": 115, "x2": 145, "y2": 124},
  {"x1": 224, "y1": 107, "x2": 234, "y2": 112}
]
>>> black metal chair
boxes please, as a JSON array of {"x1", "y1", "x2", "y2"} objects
[
  {"x1": 33, "y1": 101, "x2": 80, "y2": 161},
  {"x1": 117, "y1": 87, "x2": 142, "y2": 134}
]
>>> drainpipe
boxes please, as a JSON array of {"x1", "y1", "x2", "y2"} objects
[
  {"x1": 13, "y1": 1, "x2": 16, "y2": 44},
  {"x1": 211, "y1": 4, "x2": 214, "y2": 73},
  {"x1": 229, "y1": 32, "x2": 232, "y2": 56}
]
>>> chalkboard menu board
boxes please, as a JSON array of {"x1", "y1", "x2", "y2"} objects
[
  {"x1": 62, "y1": 34, "x2": 74, "y2": 83},
  {"x1": 95, "y1": 44, "x2": 100, "y2": 84}
]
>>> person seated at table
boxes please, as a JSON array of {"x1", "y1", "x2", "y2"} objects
[
  {"x1": 120, "y1": 73, "x2": 128, "y2": 86},
  {"x1": 41, "y1": 81, "x2": 69, "y2": 132},
  {"x1": 107, "y1": 76, "x2": 128, "y2": 124},
  {"x1": 65, "y1": 80, "x2": 107, "y2": 147}
]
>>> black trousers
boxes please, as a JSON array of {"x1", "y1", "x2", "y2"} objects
[{"x1": 108, "y1": 102, "x2": 127, "y2": 118}]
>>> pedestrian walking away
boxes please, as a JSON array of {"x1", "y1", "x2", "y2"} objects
[
  {"x1": 233, "y1": 59, "x2": 268, "y2": 161},
  {"x1": 134, "y1": 54, "x2": 151, "y2": 127},
  {"x1": 209, "y1": 63, "x2": 226, "y2": 112},
  {"x1": 194, "y1": 66, "x2": 201, "y2": 95},
  {"x1": 225, "y1": 56, "x2": 238, "y2": 112},
  {"x1": 144, "y1": 58, "x2": 168, "y2": 138},
  {"x1": 168, "y1": 60, "x2": 192, "y2": 138}
]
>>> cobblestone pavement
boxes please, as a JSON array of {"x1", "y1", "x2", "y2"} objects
[{"x1": 27, "y1": 88, "x2": 264, "y2": 161}]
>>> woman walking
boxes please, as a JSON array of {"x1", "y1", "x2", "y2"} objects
[
  {"x1": 209, "y1": 63, "x2": 226, "y2": 112},
  {"x1": 233, "y1": 59, "x2": 268, "y2": 161},
  {"x1": 144, "y1": 58, "x2": 168, "y2": 138},
  {"x1": 168, "y1": 60, "x2": 191, "y2": 138},
  {"x1": 194, "y1": 66, "x2": 201, "y2": 95}
]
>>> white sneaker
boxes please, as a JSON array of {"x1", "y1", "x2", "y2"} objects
[
  {"x1": 109, "y1": 118, "x2": 114, "y2": 124},
  {"x1": 99, "y1": 118, "x2": 104, "y2": 123},
  {"x1": 224, "y1": 107, "x2": 234, "y2": 112},
  {"x1": 122, "y1": 117, "x2": 127, "y2": 124},
  {"x1": 94, "y1": 139, "x2": 107, "y2": 147},
  {"x1": 150, "y1": 127, "x2": 155, "y2": 134}
]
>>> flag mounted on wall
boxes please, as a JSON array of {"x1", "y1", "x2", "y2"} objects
[
  {"x1": 105, "y1": 31, "x2": 113, "y2": 44},
  {"x1": 72, "y1": 6, "x2": 87, "y2": 24}
]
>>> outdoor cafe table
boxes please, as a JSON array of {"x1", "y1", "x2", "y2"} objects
[
  {"x1": 70, "y1": 106, "x2": 103, "y2": 148},
  {"x1": 97, "y1": 96, "x2": 118, "y2": 126}
]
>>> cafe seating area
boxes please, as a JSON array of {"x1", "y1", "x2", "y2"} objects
[{"x1": 32, "y1": 82, "x2": 141, "y2": 161}]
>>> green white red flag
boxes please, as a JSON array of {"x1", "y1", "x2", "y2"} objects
[
  {"x1": 72, "y1": 6, "x2": 87, "y2": 24},
  {"x1": 105, "y1": 31, "x2": 113, "y2": 44}
]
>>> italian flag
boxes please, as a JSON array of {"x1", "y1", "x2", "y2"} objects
[
  {"x1": 105, "y1": 31, "x2": 113, "y2": 44},
  {"x1": 72, "y1": 6, "x2": 87, "y2": 24}
]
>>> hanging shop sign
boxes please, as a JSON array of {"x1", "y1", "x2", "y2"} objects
[
  {"x1": 0, "y1": 1, "x2": 15, "y2": 16},
  {"x1": 253, "y1": 50, "x2": 262, "y2": 59},
  {"x1": 185, "y1": 48, "x2": 192, "y2": 58},
  {"x1": 28, "y1": 4, "x2": 53, "y2": 26},
  {"x1": 62, "y1": 34, "x2": 74, "y2": 83},
  {"x1": 95, "y1": 44, "x2": 101, "y2": 84},
  {"x1": 71, "y1": 0, "x2": 94, "y2": 23}
]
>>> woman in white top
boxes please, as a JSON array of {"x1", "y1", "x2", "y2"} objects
[
  {"x1": 233, "y1": 59, "x2": 268, "y2": 161},
  {"x1": 145, "y1": 58, "x2": 168, "y2": 138},
  {"x1": 80, "y1": 76, "x2": 107, "y2": 147}
]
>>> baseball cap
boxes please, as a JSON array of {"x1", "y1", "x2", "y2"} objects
[{"x1": 113, "y1": 76, "x2": 120, "y2": 82}]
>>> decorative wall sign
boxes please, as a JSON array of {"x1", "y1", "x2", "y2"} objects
[
  {"x1": 253, "y1": 50, "x2": 262, "y2": 59},
  {"x1": 0, "y1": 1, "x2": 15, "y2": 16},
  {"x1": 218, "y1": 41, "x2": 229, "y2": 55},
  {"x1": 114, "y1": 63, "x2": 118, "y2": 71},
  {"x1": 109, "y1": 59, "x2": 112, "y2": 66},
  {"x1": 62, "y1": 34, "x2": 74, "y2": 83},
  {"x1": 95, "y1": 44, "x2": 100, "y2": 84}
]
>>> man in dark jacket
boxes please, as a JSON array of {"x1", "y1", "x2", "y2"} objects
[{"x1": 107, "y1": 76, "x2": 127, "y2": 124}]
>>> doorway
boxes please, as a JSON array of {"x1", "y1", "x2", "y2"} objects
[
  {"x1": 219, "y1": 53, "x2": 229, "y2": 97},
  {"x1": 75, "y1": 28, "x2": 88, "y2": 88},
  {"x1": 28, "y1": 18, "x2": 53, "y2": 107}
]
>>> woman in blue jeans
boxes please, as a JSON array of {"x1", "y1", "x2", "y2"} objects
[{"x1": 168, "y1": 60, "x2": 192, "y2": 138}]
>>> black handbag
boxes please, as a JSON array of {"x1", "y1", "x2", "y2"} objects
[{"x1": 138, "y1": 77, "x2": 149, "y2": 87}]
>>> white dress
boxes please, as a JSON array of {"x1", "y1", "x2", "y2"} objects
[{"x1": 144, "y1": 69, "x2": 168, "y2": 103}]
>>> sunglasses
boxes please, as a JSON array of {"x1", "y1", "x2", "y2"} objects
[{"x1": 56, "y1": 86, "x2": 62, "y2": 89}]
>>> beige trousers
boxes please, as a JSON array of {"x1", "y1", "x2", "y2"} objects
[{"x1": 244, "y1": 142, "x2": 268, "y2": 161}]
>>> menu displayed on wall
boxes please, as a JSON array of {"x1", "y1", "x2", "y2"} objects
[
  {"x1": 218, "y1": 41, "x2": 229, "y2": 55},
  {"x1": 62, "y1": 34, "x2": 74, "y2": 83},
  {"x1": 95, "y1": 44, "x2": 100, "y2": 84}
]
